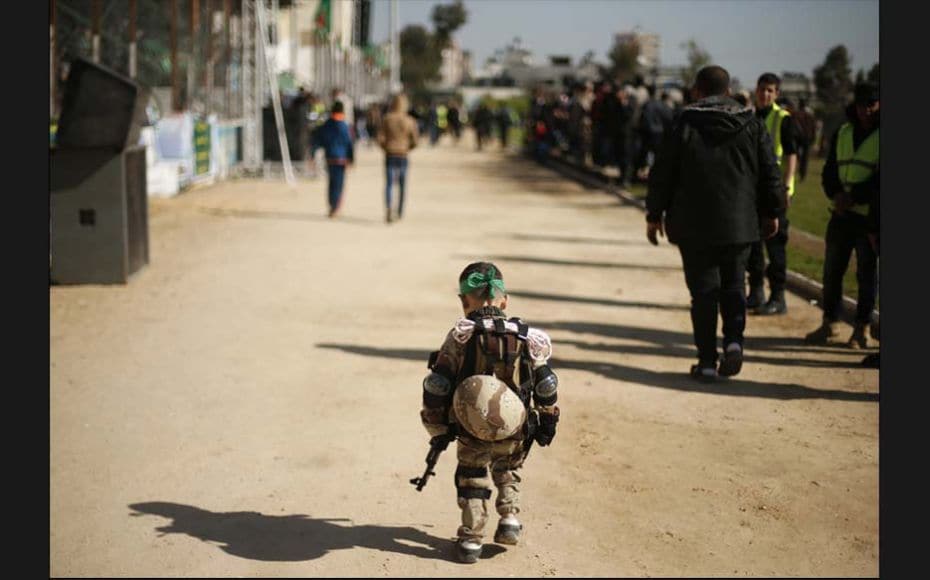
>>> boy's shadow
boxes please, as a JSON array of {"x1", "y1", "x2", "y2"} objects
[{"x1": 128, "y1": 502, "x2": 496, "y2": 563}]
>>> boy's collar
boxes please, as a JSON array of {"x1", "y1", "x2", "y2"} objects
[{"x1": 467, "y1": 305, "x2": 506, "y2": 320}]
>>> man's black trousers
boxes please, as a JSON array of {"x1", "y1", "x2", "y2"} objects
[
  {"x1": 821, "y1": 211, "x2": 878, "y2": 324},
  {"x1": 747, "y1": 208, "x2": 789, "y2": 293},
  {"x1": 678, "y1": 243, "x2": 752, "y2": 366}
]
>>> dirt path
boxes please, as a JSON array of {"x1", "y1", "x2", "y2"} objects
[{"x1": 50, "y1": 135, "x2": 878, "y2": 577}]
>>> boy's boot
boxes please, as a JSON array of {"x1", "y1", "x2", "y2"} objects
[
  {"x1": 746, "y1": 285, "x2": 766, "y2": 310},
  {"x1": 804, "y1": 320, "x2": 841, "y2": 345},
  {"x1": 385, "y1": 207, "x2": 393, "y2": 224},
  {"x1": 455, "y1": 538, "x2": 483, "y2": 564},
  {"x1": 494, "y1": 514, "x2": 523, "y2": 545},
  {"x1": 846, "y1": 322, "x2": 871, "y2": 349},
  {"x1": 755, "y1": 289, "x2": 787, "y2": 315}
]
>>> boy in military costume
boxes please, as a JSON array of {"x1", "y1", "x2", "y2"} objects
[{"x1": 419, "y1": 262, "x2": 561, "y2": 563}]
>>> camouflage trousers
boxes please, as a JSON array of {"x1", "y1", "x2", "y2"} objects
[{"x1": 455, "y1": 433, "x2": 525, "y2": 543}]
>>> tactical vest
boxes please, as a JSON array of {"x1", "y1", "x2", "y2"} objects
[
  {"x1": 764, "y1": 102, "x2": 796, "y2": 197},
  {"x1": 458, "y1": 306, "x2": 535, "y2": 409}
]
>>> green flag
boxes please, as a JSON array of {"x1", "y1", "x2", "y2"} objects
[{"x1": 314, "y1": 0, "x2": 331, "y2": 38}]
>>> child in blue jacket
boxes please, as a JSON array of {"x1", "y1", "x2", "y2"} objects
[{"x1": 311, "y1": 101, "x2": 355, "y2": 217}]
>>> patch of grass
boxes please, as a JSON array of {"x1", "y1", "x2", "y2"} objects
[
  {"x1": 786, "y1": 244, "x2": 877, "y2": 308},
  {"x1": 787, "y1": 157, "x2": 831, "y2": 238}
]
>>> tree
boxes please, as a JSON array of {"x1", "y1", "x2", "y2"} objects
[
  {"x1": 813, "y1": 45, "x2": 853, "y2": 114},
  {"x1": 607, "y1": 37, "x2": 640, "y2": 83},
  {"x1": 431, "y1": 0, "x2": 467, "y2": 49},
  {"x1": 867, "y1": 62, "x2": 880, "y2": 86},
  {"x1": 400, "y1": 24, "x2": 442, "y2": 92},
  {"x1": 679, "y1": 39, "x2": 712, "y2": 86},
  {"x1": 399, "y1": 1, "x2": 468, "y2": 92}
]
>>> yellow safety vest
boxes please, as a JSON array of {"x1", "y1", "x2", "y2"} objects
[
  {"x1": 436, "y1": 105, "x2": 448, "y2": 129},
  {"x1": 764, "y1": 102, "x2": 796, "y2": 197},
  {"x1": 836, "y1": 122, "x2": 879, "y2": 190},
  {"x1": 834, "y1": 122, "x2": 879, "y2": 216}
]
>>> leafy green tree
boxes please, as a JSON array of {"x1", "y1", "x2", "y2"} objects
[
  {"x1": 607, "y1": 37, "x2": 639, "y2": 83},
  {"x1": 400, "y1": 24, "x2": 442, "y2": 92},
  {"x1": 399, "y1": 0, "x2": 468, "y2": 92},
  {"x1": 431, "y1": 0, "x2": 467, "y2": 49},
  {"x1": 867, "y1": 62, "x2": 880, "y2": 86},
  {"x1": 679, "y1": 39, "x2": 712, "y2": 86},
  {"x1": 813, "y1": 45, "x2": 853, "y2": 114}
]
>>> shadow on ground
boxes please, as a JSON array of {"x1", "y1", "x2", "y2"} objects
[
  {"x1": 552, "y1": 357, "x2": 878, "y2": 402},
  {"x1": 506, "y1": 233, "x2": 651, "y2": 247},
  {"x1": 454, "y1": 254, "x2": 681, "y2": 272},
  {"x1": 535, "y1": 319, "x2": 875, "y2": 357},
  {"x1": 127, "y1": 502, "x2": 473, "y2": 563},
  {"x1": 198, "y1": 206, "x2": 381, "y2": 226},
  {"x1": 315, "y1": 337, "x2": 877, "y2": 402},
  {"x1": 508, "y1": 289, "x2": 688, "y2": 312}
]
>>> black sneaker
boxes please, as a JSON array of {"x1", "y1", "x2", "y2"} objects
[
  {"x1": 493, "y1": 515, "x2": 522, "y2": 545},
  {"x1": 455, "y1": 538, "x2": 483, "y2": 564},
  {"x1": 718, "y1": 344, "x2": 744, "y2": 377},
  {"x1": 689, "y1": 364, "x2": 718, "y2": 383},
  {"x1": 755, "y1": 294, "x2": 787, "y2": 316},
  {"x1": 746, "y1": 286, "x2": 765, "y2": 310}
]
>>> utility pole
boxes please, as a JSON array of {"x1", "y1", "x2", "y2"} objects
[
  {"x1": 225, "y1": 0, "x2": 232, "y2": 117},
  {"x1": 128, "y1": 0, "x2": 137, "y2": 78},
  {"x1": 189, "y1": 0, "x2": 199, "y2": 111},
  {"x1": 171, "y1": 0, "x2": 179, "y2": 111},
  {"x1": 256, "y1": 0, "x2": 296, "y2": 186},
  {"x1": 206, "y1": 0, "x2": 214, "y2": 115},
  {"x1": 92, "y1": 0, "x2": 101, "y2": 63},
  {"x1": 389, "y1": 0, "x2": 398, "y2": 94}
]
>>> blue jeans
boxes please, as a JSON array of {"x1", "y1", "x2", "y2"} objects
[
  {"x1": 327, "y1": 163, "x2": 346, "y2": 212},
  {"x1": 821, "y1": 211, "x2": 878, "y2": 324},
  {"x1": 385, "y1": 156, "x2": 408, "y2": 216}
]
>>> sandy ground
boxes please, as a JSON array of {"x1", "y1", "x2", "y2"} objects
[{"x1": 50, "y1": 134, "x2": 878, "y2": 577}]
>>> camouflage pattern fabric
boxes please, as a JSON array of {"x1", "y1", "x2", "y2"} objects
[{"x1": 455, "y1": 433, "x2": 525, "y2": 543}]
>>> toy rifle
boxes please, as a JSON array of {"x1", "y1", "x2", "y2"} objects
[
  {"x1": 410, "y1": 428, "x2": 456, "y2": 492},
  {"x1": 522, "y1": 409, "x2": 540, "y2": 462}
]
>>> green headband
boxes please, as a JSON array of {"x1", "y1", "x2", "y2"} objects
[{"x1": 460, "y1": 267, "x2": 506, "y2": 299}]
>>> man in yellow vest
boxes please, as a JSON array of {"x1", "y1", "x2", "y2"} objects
[
  {"x1": 805, "y1": 82, "x2": 880, "y2": 348},
  {"x1": 747, "y1": 73, "x2": 798, "y2": 315}
]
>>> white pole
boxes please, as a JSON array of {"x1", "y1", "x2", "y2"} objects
[
  {"x1": 256, "y1": 0, "x2": 296, "y2": 186},
  {"x1": 390, "y1": 0, "x2": 398, "y2": 94}
]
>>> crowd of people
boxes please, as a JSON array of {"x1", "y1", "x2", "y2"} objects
[
  {"x1": 289, "y1": 71, "x2": 878, "y2": 371},
  {"x1": 642, "y1": 66, "x2": 879, "y2": 376},
  {"x1": 525, "y1": 74, "x2": 823, "y2": 192}
]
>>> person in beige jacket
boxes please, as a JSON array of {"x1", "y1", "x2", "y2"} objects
[{"x1": 378, "y1": 94, "x2": 419, "y2": 223}]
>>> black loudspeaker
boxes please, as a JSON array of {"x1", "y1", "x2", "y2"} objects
[
  {"x1": 50, "y1": 57, "x2": 150, "y2": 284},
  {"x1": 262, "y1": 104, "x2": 308, "y2": 161},
  {"x1": 50, "y1": 147, "x2": 149, "y2": 284},
  {"x1": 56, "y1": 57, "x2": 149, "y2": 151}
]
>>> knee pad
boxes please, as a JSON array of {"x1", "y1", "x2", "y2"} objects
[{"x1": 533, "y1": 366, "x2": 558, "y2": 406}]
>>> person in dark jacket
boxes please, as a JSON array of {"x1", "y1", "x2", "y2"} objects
[
  {"x1": 645, "y1": 65, "x2": 785, "y2": 381},
  {"x1": 311, "y1": 101, "x2": 355, "y2": 217},
  {"x1": 804, "y1": 82, "x2": 880, "y2": 349}
]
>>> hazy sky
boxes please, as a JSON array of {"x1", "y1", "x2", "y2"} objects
[{"x1": 369, "y1": 0, "x2": 879, "y2": 86}]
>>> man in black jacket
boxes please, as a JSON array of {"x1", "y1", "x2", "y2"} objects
[{"x1": 646, "y1": 65, "x2": 785, "y2": 381}]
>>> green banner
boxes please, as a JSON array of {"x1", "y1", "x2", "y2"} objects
[{"x1": 194, "y1": 120, "x2": 211, "y2": 175}]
